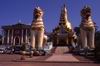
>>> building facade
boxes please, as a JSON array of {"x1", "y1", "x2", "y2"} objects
[{"x1": 2, "y1": 22, "x2": 31, "y2": 46}]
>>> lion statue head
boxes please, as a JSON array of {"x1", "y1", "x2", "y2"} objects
[
  {"x1": 80, "y1": 5, "x2": 95, "y2": 30},
  {"x1": 33, "y1": 7, "x2": 43, "y2": 19},
  {"x1": 81, "y1": 5, "x2": 91, "y2": 19}
]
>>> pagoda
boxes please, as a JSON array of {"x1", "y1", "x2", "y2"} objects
[{"x1": 52, "y1": 5, "x2": 74, "y2": 46}]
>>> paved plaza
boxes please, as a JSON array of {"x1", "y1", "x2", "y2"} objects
[
  {"x1": 0, "y1": 54, "x2": 99, "y2": 66},
  {"x1": 0, "y1": 54, "x2": 96, "y2": 62},
  {"x1": 0, "y1": 54, "x2": 100, "y2": 66}
]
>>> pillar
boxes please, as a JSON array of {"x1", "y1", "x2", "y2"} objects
[
  {"x1": 11, "y1": 29, "x2": 14, "y2": 45},
  {"x1": 7, "y1": 29, "x2": 10, "y2": 44},
  {"x1": 25, "y1": 29, "x2": 28, "y2": 43},
  {"x1": 21, "y1": 29, "x2": 23, "y2": 44},
  {"x1": 2, "y1": 30, "x2": 4, "y2": 44},
  {"x1": 2, "y1": 36, "x2": 4, "y2": 44},
  {"x1": 13, "y1": 37, "x2": 15, "y2": 46},
  {"x1": 31, "y1": 30, "x2": 35, "y2": 49}
]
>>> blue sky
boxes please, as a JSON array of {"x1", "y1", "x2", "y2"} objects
[{"x1": 0, "y1": 0, "x2": 100, "y2": 32}]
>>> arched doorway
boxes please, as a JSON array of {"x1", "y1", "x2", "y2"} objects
[{"x1": 14, "y1": 36, "x2": 20, "y2": 45}]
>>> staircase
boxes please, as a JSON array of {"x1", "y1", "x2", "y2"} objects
[{"x1": 53, "y1": 46, "x2": 69, "y2": 54}]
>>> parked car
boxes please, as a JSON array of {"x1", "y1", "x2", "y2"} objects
[
  {"x1": 13, "y1": 45, "x2": 22, "y2": 54},
  {"x1": 43, "y1": 42, "x2": 53, "y2": 55},
  {"x1": 0, "y1": 45, "x2": 7, "y2": 54},
  {"x1": 20, "y1": 44, "x2": 32, "y2": 55},
  {"x1": 0, "y1": 49, "x2": 5, "y2": 54},
  {"x1": 5, "y1": 47, "x2": 14, "y2": 54},
  {"x1": 33, "y1": 49, "x2": 45, "y2": 56}
]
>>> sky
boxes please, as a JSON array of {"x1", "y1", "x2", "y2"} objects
[{"x1": 0, "y1": 0, "x2": 100, "y2": 32}]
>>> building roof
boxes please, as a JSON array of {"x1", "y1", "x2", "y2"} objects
[{"x1": 2, "y1": 22, "x2": 31, "y2": 29}]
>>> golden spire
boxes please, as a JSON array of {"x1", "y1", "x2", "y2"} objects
[{"x1": 59, "y1": 4, "x2": 72, "y2": 30}]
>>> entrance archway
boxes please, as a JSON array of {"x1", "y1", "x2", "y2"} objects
[{"x1": 14, "y1": 36, "x2": 20, "y2": 45}]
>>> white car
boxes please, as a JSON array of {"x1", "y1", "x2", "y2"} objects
[
  {"x1": 0, "y1": 49, "x2": 5, "y2": 54},
  {"x1": 43, "y1": 42, "x2": 53, "y2": 54}
]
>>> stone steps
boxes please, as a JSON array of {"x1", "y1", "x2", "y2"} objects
[{"x1": 53, "y1": 47, "x2": 69, "y2": 54}]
